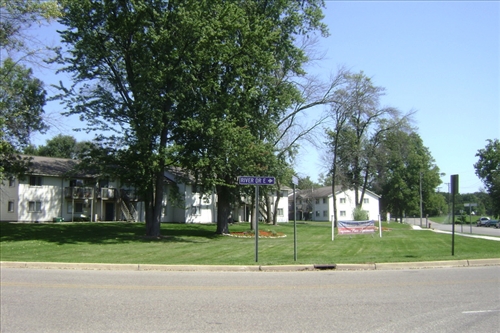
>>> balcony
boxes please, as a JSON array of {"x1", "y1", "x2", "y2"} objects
[
  {"x1": 96, "y1": 188, "x2": 117, "y2": 199},
  {"x1": 120, "y1": 189, "x2": 141, "y2": 201},
  {"x1": 64, "y1": 187, "x2": 94, "y2": 199}
]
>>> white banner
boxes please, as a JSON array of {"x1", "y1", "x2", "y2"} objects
[{"x1": 338, "y1": 220, "x2": 375, "y2": 235}]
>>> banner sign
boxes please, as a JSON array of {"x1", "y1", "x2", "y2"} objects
[{"x1": 338, "y1": 220, "x2": 375, "y2": 235}]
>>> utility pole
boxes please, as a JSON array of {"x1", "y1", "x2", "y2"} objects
[{"x1": 420, "y1": 172, "x2": 423, "y2": 227}]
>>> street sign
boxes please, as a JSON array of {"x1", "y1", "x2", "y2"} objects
[
  {"x1": 292, "y1": 176, "x2": 298, "y2": 186},
  {"x1": 238, "y1": 176, "x2": 275, "y2": 185}
]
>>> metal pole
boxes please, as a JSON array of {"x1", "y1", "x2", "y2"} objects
[
  {"x1": 293, "y1": 183, "x2": 297, "y2": 261},
  {"x1": 255, "y1": 185, "x2": 259, "y2": 262},
  {"x1": 420, "y1": 172, "x2": 423, "y2": 228}
]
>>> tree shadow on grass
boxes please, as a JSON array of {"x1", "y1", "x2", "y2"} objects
[{"x1": 0, "y1": 222, "x2": 220, "y2": 245}]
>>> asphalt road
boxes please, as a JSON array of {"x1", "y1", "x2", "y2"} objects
[
  {"x1": 1, "y1": 267, "x2": 499, "y2": 332},
  {"x1": 405, "y1": 217, "x2": 500, "y2": 238}
]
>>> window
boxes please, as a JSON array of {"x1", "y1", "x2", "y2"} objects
[
  {"x1": 340, "y1": 198, "x2": 346, "y2": 204},
  {"x1": 8, "y1": 201, "x2": 14, "y2": 212},
  {"x1": 70, "y1": 179, "x2": 84, "y2": 187},
  {"x1": 323, "y1": 198, "x2": 327, "y2": 204},
  {"x1": 323, "y1": 210, "x2": 328, "y2": 217},
  {"x1": 67, "y1": 202, "x2": 84, "y2": 214},
  {"x1": 315, "y1": 211, "x2": 320, "y2": 217},
  {"x1": 363, "y1": 198, "x2": 369, "y2": 204},
  {"x1": 29, "y1": 176, "x2": 42, "y2": 186},
  {"x1": 315, "y1": 199, "x2": 319, "y2": 204},
  {"x1": 28, "y1": 201, "x2": 42, "y2": 212},
  {"x1": 277, "y1": 208, "x2": 284, "y2": 216},
  {"x1": 340, "y1": 211, "x2": 346, "y2": 217},
  {"x1": 9, "y1": 177, "x2": 15, "y2": 187}
]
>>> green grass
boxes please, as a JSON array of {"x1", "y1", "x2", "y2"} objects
[{"x1": 1, "y1": 221, "x2": 498, "y2": 265}]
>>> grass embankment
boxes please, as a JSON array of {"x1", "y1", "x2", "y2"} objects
[{"x1": 1, "y1": 221, "x2": 498, "y2": 266}]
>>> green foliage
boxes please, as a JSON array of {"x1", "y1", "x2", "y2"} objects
[
  {"x1": 378, "y1": 130, "x2": 442, "y2": 219},
  {"x1": 325, "y1": 71, "x2": 411, "y2": 210},
  {"x1": 0, "y1": 58, "x2": 47, "y2": 181},
  {"x1": 352, "y1": 206, "x2": 369, "y2": 221},
  {"x1": 54, "y1": 0, "x2": 328, "y2": 236},
  {"x1": 474, "y1": 139, "x2": 500, "y2": 216}
]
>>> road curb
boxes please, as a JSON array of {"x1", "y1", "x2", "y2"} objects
[{"x1": 3, "y1": 259, "x2": 498, "y2": 272}]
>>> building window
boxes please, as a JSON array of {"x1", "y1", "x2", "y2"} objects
[
  {"x1": 315, "y1": 199, "x2": 319, "y2": 204},
  {"x1": 28, "y1": 201, "x2": 42, "y2": 212},
  {"x1": 340, "y1": 198, "x2": 346, "y2": 204},
  {"x1": 277, "y1": 208, "x2": 283, "y2": 216},
  {"x1": 340, "y1": 211, "x2": 346, "y2": 217},
  {"x1": 70, "y1": 179, "x2": 84, "y2": 187},
  {"x1": 9, "y1": 177, "x2": 15, "y2": 187},
  {"x1": 67, "y1": 202, "x2": 84, "y2": 214},
  {"x1": 323, "y1": 198, "x2": 327, "y2": 204},
  {"x1": 8, "y1": 201, "x2": 15, "y2": 212},
  {"x1": 315, "y1": 211, "x2": 320, "y2": 217},
  {"x1": 29, "y1": 176, "x2": 42, "y2": 186},
  {"x1": 364, "y1": 198, "x2": 369, "y2": 204},
  {"x1": 323, "y1": 210, "x2": 328, "y2": 217}
]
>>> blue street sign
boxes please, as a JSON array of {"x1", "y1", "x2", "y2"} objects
[{"x1": 238, "y1": 176, "x2": 276, "y2": 185}]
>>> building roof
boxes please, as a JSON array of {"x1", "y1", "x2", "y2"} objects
[
  {"x1": 25, "y1": 155, "x2": 86, "y2": 177},
  {"x1": 289, "y1": 186, "x2": 381, "y2": 200}
]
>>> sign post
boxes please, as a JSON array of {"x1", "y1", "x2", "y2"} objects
[
  {"x1": 292, "y1": 176, "x2": 298, "y2": 261},
  {"x1": 464, "y1": 203, "x2": 477, "y2": 234},
  {"x1": 238, "y1": 176, "x2": 276, "y2": 262},
  {"x1": 451, "y1": 175, "x2": 459, "y2": 256}
]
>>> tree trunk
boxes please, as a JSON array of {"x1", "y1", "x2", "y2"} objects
[{"x1": 215, "y1": 184, "x2": 231, "y2": 234}]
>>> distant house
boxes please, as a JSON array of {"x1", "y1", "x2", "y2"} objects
[
  {"x1": 0, "y1": 156, "x2": 288, "y2": 224},
  {"x1": 289, "y1": 186, "x2": 380, "y2": 221}
]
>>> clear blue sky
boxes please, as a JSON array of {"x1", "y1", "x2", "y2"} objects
[{"x1": 33, "y1": 1, "x2": 499, "y2": 193}]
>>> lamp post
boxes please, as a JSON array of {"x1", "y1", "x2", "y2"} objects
[{"x1": 420, "y1": 172, "x2": 423, "y2": 228}]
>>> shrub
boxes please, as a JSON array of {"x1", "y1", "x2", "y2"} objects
[{"x1": 353, "y1": 206, "x2": 369, "y2": 221}]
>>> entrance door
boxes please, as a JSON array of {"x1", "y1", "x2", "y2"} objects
[{"x1": 105, "y1": 202, "x2": 115, "y2": 221}]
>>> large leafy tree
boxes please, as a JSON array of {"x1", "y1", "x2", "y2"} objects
[
  {"x1": 378, "y1": 130, "x2": 442, "y2": 220},
  {"x1": 0, "y1": 58, "x2": 47, "y2": 180},
  {"x1": 474, "y1": 139, "x2": 500, "y2": 216},
  {"x1": 54, "y1": 0, "x2": 327, "y2": 236},
  {"x1": 24, "y1": 134, "x2": 91, "y2": 159},
  {"x1": 324, "y1": 71, "x2": 412, "y2": 223},
  {"x1": 0, "y1": 0, "x2": 59, "y2": 181}
]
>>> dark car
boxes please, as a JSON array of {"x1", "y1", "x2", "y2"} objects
[{"x1": 484, "y1": 219, "x2": 498, "y2": 227}]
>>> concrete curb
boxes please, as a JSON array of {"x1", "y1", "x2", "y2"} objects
[{"x1": 2, "y1": 259, "x2": 499, "y2": 272}]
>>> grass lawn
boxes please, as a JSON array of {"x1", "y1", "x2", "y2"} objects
[{"x1": 1, "y1": 221, "x2": 498, "y2": 266}]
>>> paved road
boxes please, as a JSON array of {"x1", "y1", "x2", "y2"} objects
[
  {"x1": 1, "y1": 267, "x2": 499, "y2": 332},
  {"x1": 405, "y1": 217, "x2": 500, "y2": 238}
]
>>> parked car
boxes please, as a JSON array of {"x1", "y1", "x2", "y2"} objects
[
  {"x1": 484, "y1": 219, "x2": 498, "y2": 227},
  {"x1": 495, "y1": 221, "x2": 500, "y2": 229},
  {"x1": 476, "y1": 217, "x2": 490, "y2": 227}
]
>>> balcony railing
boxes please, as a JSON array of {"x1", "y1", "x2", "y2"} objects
[
  {"x1": 120, "y1": 189, "x2": 141, "y2": 201},
  {"x1": 96, "y1": 188, "x2": 117, "y2": 199},
  {"x1": 64, "y1": 187, "x2": 94, "y2": 199}
]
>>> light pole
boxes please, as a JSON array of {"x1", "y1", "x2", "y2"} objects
[{"x1": 420, "y1": 172, "x2": 423, "y2": 228}]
